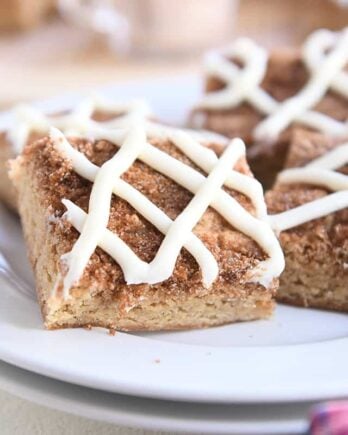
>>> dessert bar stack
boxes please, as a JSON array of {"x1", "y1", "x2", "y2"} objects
[
  {"x1": 192, "y1": 27, "x2": 348, "y2": 313},
  {"x1": 1, "y1": 26, "x2": 347, "y2": 331},
  {"x1": 192, "y1": 28, "x2": 348, "y2": 187}
]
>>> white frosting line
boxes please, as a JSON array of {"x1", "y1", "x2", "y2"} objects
[
  {"x1": 62, "y1": 199, "x2": 153, "y2": 282},
  {"x1": 306, "y1": 143, "x2": 348, "y2": 169},
  {"x1": 277, "y1": 168, "x2": 348, "y2": 191},
  {"x1": 140, "y1": 142, "x2": 243, "y2": 285},
  {"x1": 255, "y1": 28, "x2": 348, "y2": 143},
  {"x1": 303, "y1": 29, "x2": 348, "y2": 100},
  {"x1": 6, "y1": 94, "x2": 152, "y2": 154},
  {"x1": 196, "y1": 28, "x2": 348, "y2": 143},
  {"x1": 94, "y1": 128, "x2": 284, "y2": 286},
  {"x1": 51, "y1": 127, "x2": 219, "y2": 288},
  {"x1": 197, "y1": 38, "x2": 271, "y2": 111},
  {"x1": 270, "y1": 191, "x2": 348, "y2": 233},
  {"x1": 53, "y1": 123, "x2": 148, "y2": 298},
  {"x1": 168, "y1": 129, "x2": 268, "y2": 219},
  {"x1": 50, "y1": 126, "x2": 284, "y2": 297},
  {"x1": 146, "y1": 120, "x2": 229, "y2": 147},
  {"x1": 271, "y1": 143, "x2": 348, "y2": 232},
  {"x1": 6, "y1": 93, "x2": 230, "y2": 162}
]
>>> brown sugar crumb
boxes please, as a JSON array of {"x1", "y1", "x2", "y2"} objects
[
  {"x1": 154, "y1": 359, "x2": 161, "y2": 364},
  {"x1": 108, "y1": 328, "x2": 117, "y2": 336}
]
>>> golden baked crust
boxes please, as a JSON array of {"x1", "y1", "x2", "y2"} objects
[
  {"x1": 266, "y1": 131, "x2": 348, "y2": 312},
  {"x1": 11, "y1": 134, "x2": 277, "y2": 330},
  {"x1": 193, "y1": 49, "x2": 348, "y2": 187}
]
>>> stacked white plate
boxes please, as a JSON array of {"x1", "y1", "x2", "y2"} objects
[{"x1": 1, "y1": 77, "x2": 348, "y2": 434}]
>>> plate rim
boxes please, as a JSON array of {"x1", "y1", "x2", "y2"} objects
[
  {"x1": 1, "y1": 77, "x2": 348, "y2": 405},
  {"x1": 2, "y1": 328, "x2": 348, "y2": 404},
  {"x1": 0, "y1": 360, "x2": 308, "y2": 435}
]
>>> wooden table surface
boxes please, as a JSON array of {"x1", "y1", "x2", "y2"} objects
[{"x1": 1, "y1": 0, "x2": 347, "y2": 109}]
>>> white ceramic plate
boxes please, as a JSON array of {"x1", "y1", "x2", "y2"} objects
[
  {"x1": 1, "y1": 77, "x2": 348, "y2": 404},
  {"x1": 0, "y1": 359, "x2": 311, "y2": 434}
]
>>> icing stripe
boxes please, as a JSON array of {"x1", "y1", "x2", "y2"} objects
[
  {"x1": 195, "y1": 28, "x2": 348, "y2": 143},
  {"x1": 141, "y1": 142, "x2": 244, "y2": 285},
  {"x1": 88, "y1": 127, "x2": 284, "y2": 286},
  {"x1": 270, "y1": 191, "x2": 348, "y2": 233},
  {"x1": 278, "y1": 168, "x2": 348, "y2": 191},
  {"x1": 62, "y1": 143, "x2": 238, "y2": 287},
  {"x1": 51, "y1": 128, "x2": 219, "y2": 288},
  {"x1": 56, "y1": 123, "x2": 147, "y2": 298},
  {"x1": 255, "y1": 28, "x2": 348, "y2": 143},
  {"x1": 6, "y1": 94, "x2": 229, "y2": 162},
  {"x1": 50, "y1": 126, "x2": 284, "y2": 297},
  {"x1": 198, "y1": 38, "x2": 270, "y2": 111},
  {"x1": 307, "y1": 143, "x2": 348, "y2": 169},
  {"x1": 146, "y1": 120, "x2": 229, "y2": 147},
  {"x1": 6, "y1": 95, "x2": 152, "y2": 154},
  {"x1": 62, "y1": 199, "x2": 154, "y2": 283},
  {"x1": 303, "y1": 29, "x2": 348, "y2": 99},
  {"x1": 168, "y1": 130, "x2": 268, "y2": 219},
  {"x1": 271, "y1": 143, "x2": 348, "y2": 232}
]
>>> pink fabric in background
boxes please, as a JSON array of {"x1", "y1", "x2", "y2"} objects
[{"x1": 310, "y1": 402, "x2": 348, "y2": 435}]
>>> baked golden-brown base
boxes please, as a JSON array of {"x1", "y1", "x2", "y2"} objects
[
  {"x1": 266, "y1": 131, "x2": 348, "y2": 312},
  {"x1": 11, "y1": 134, "x2": 276, "y2": 331}
]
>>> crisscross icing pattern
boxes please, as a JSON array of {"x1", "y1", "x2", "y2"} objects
[
  {"x1": 270, "y1": 143, "x2": 348, "y2": 232},
  {"x1": 6, "y1": 94, "x2": 152, "y2": 153},
  {"x1": 50, "y1": 125, "x2": 284, "y2": 299},
  {"x1": 6, "y1": 94, "x2": 229, "y2": 155},
  {"x1": 196, "y1": 28, "x2": 348, "y2": 143}
]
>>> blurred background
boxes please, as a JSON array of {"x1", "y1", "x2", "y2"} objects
[{"x1": 0, "y1": 0, "x2": 348, "y2": 109}]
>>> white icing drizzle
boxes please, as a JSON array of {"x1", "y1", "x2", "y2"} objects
[
  {"x1": 270, "y1": 191, "x2": 348, "y2": 233},
  {"x1": 51, "y1": 126, "x2": 219, "y2": 296},
  {"x1": 6, "y1": 94, "x2": 152, "y2": 154},
  {"x1": 50, "y1": 125, "x2": 284, "y2": 298},
  {"x1": 306, "y1": 143, "x2": 348, "y2": 170},
  {"x1": 270, "y1": 143, "x2": 348, "y2": 232},
  {"x1": 6, "y1": 93, "x2": 229, "y2": 158},
  {"x1": 164, "y1": 130, "x2": 267, "y2": 220},
  {"x1": 196, "y1": 28, "x2": 348, "y2": 143},
  {"x1": 303, "y1": 29, "x2": 348, "y2": 100},
  {"x1": 58, "y1": 123, "x2": 149, "y2": 298},
  {"x1": 278, "y1": 168, "x2": 348, "y2": 192}
]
